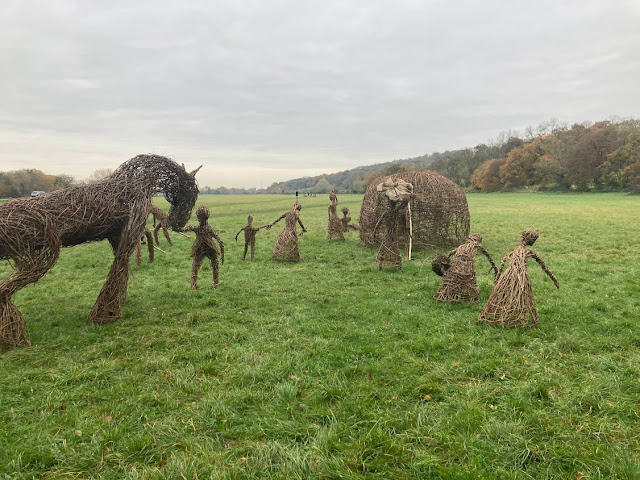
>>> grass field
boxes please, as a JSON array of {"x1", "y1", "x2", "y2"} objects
[{"x1": 1, "y1": 192, "x2": 639, "y2": 479}]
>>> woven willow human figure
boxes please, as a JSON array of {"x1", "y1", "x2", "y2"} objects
[
  {"x1": 340, "y1": 206, "x2": 359, "y2": 233},
  {"x1": 235, "y1": 214, "x2": 267, "y2": 261},
  {"x1": 373, "y1": 178, "x2": 413, "y2": 269},
  {"x1": 134, "y1": 228, "x2": 155, "y2": 265},
  {"x1": 267, "y1": 202, "x2": 307, "y2": 261},
  {"x1": 327, "y1": 201, "x2": 344, "y2": 241},
  {"x1": 150, "y1": 205, "x2": 173, "y2": 245},
  {"x1": 182, "y1": 206, "x2": 224, "y2": 290},
  {"x1": 329, "y1": 189, "x2": 338, "y2": 206},
  {"x1": 478, "y1": 229, "x2": 559, "y2": 328},
  {"x1": 434, "y1": 234, "x2": 498, "y2": 303}
]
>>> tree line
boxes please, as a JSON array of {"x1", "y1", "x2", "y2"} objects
[
  {"x1": 465, "y1": 119, "x2": 640, "y2": 192},
  {"x1": 0, "y1": 170, "x2": 75, "y2": 198},
  {"x1": 263, "y1": 117, "x2": 640, "y2": 195}
]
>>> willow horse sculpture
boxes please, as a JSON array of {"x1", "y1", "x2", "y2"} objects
[{"x1": 0, "y1": 154, "x2": 200, "y2": 348}]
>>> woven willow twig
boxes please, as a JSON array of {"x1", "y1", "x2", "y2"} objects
[
  {"x1": 235, "y1": 215, "x2": 268, "y2": 261},
  {"x1": 267, "y1": 202, "x2": 307, "y2": 262},
  {"x1": 0, "y1": 154, "x2": 200, "y2": 348},
  {"x1": 359, "y1": 171, "x2": 470, "y2": 250},
  {"x1": 434, "y1": 234, "x2": 498, "y2": 303},
  {"x1": 182, "y1": 206, "x2": 224, "y2": 290},
  {"x1": 478, "y1": 229, "x2": 559, "y2": 328}
]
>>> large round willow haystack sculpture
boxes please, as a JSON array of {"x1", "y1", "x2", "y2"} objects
[{"x1": 359, "y1": 171, "x2": 470, "y2": 250}]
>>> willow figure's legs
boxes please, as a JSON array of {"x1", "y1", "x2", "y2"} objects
[
  {"x1": 250, "y1": 237, "x2": 256, "y2": 262},
  {"x1": 191, "y1": 256, "x2": 203, "y2": 290},
  {"x1": 210, "y1": 254, "x2": 220, "y2": 289},
  {"x1": 161, "y1": 220, "x2": 173, "y2": 245},
  {"x1": 153, "y1": 223, "x2": 161, "y2": 245},
  {"x1": 242, "y1": 242, "x2": 249, "y2": 260}
]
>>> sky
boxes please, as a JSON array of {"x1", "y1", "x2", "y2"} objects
[{"x1": 1, "y1": 1, "x2": 640, "y2": 188}]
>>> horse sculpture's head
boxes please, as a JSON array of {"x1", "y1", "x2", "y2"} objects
[
  {"x1": 112, "y1": 154, "x2": 200, "y2": 231},
  {"x1": 165, "y1": 163, "x2": 201, "y2": 231}
]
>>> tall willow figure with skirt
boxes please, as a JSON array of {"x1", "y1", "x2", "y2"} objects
[
  {"x1": 268, "y1": 202, "x2": 307, "y2": 262},
  {"x1": 478, "y1": 229, "x2": 559, "y2": 328}
]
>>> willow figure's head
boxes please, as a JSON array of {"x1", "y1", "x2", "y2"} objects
[{"x1": 521, "y1": 229, "x2": 539, "y2": 246}]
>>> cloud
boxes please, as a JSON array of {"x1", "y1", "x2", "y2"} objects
[{"x1": 1, "y1": 0, "x2": 639, "y2": 187}]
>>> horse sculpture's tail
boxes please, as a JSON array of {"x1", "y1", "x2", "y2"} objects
[{"x1": 0, "y1": 204, "x2": 61, "y2": 347}]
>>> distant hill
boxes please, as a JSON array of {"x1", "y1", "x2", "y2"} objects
[{"x1": 265, "y1": 153, "x2": 435, "y2": 194}]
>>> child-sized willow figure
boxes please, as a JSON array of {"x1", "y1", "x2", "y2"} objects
[
  {"x1": 267, "y1": 202, "x2": 307, "y2": 261},
  {"x1": 327, "y1": 202, "x2": 345, "y2": 241},
  {"x1": 182, "y1": 206, "x2": 224, "y2": 290},
  {"x1": 340, "y1": 206, "x2": 359, "y2": 233},
  {"x1": 235, "y1": 214, "x2": 267, "y2": 261},
  {"x1": 434, "y1": 233, "x2": 497, "y2": 303},
  {"x1": 150, "y1": 205, "x2": 173, "y2": 245},
  {"x1": 478, "y1": 229, "x2": 559, "y2": 328}
]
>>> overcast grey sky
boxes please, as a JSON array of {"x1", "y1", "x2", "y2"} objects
[{"x1": 1, "y1": 1, "x2": 639, "y2": 188}]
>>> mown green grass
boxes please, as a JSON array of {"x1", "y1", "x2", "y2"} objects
[{"x1": 1, "y1": 193, "x2": 639, "y2": 479}]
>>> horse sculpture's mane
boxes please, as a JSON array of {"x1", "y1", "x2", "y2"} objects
[{"x1": 0, "y1": 154, "x2": 200, "y2": 348}]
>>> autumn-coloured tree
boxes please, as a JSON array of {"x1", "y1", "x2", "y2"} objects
[
  {"x1": 470, "y1": 158, "x2": 507, "y2": 192},
  {"x1": 564, "y1": 121, "x2": 620, "y2": 189},
  {"x1": 601, "y1": 132, "x2": 640, "y2": 189},
  {"x1": 498, "y1": 138, "x2": 554, "y2": 188}
]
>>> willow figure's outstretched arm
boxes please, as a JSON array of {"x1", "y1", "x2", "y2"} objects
[
  {"x1": 235, "y1": 227, "x2": 244, "y2": 242},
  {"x1": 495, "y1": 254, "x2": 509, "y2": 284},
  {"x1": 267, "y1": 213, "x2": 286, "y2": 230},
  {"x1": 181, "y1": 225, "x2": 198, "y2": 233},
  {"x1": 479, "y1": 245, "x2": 498, "y2": 277},
  {"x1": 212, "y1": 230, "x2": 225, "y2": 265},
  {"x1": 531, "y1": 251, "x2": 559, "y2": 288},
  {"x1": 297, "y1": 218, "x2": 307, "y2": 234}
]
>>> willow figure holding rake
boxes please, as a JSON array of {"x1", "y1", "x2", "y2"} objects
[
  {"x1": 235, "y1": 215, "x2": 267, "y2": 261},
  {"x1": 267, "y1": 202, "x2": 307, "y2": 261},
  {"x1": 434, "y1": 234, "x2": 498, "y2": 303},
  {"x1": 478, "y1": 229, "x2": 559, "y2": 328},
  {"x1": 182, "y1": 205, "x2": 224, "y2": 290},
  {"x1": 373, "y1": 178, "x2": 413, "y2": 269}
]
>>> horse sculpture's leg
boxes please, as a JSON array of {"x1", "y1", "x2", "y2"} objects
[
  {"x1": 0, "y1": 218, "x2": 61, "y2": 348},
  {"x1": 88, "y1": 225, "x2": 141, "y2": 324}
]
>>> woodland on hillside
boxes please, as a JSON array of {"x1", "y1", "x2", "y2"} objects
[{"x1": 267, "y1": 118, "x2": 640, "y2": 194}]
